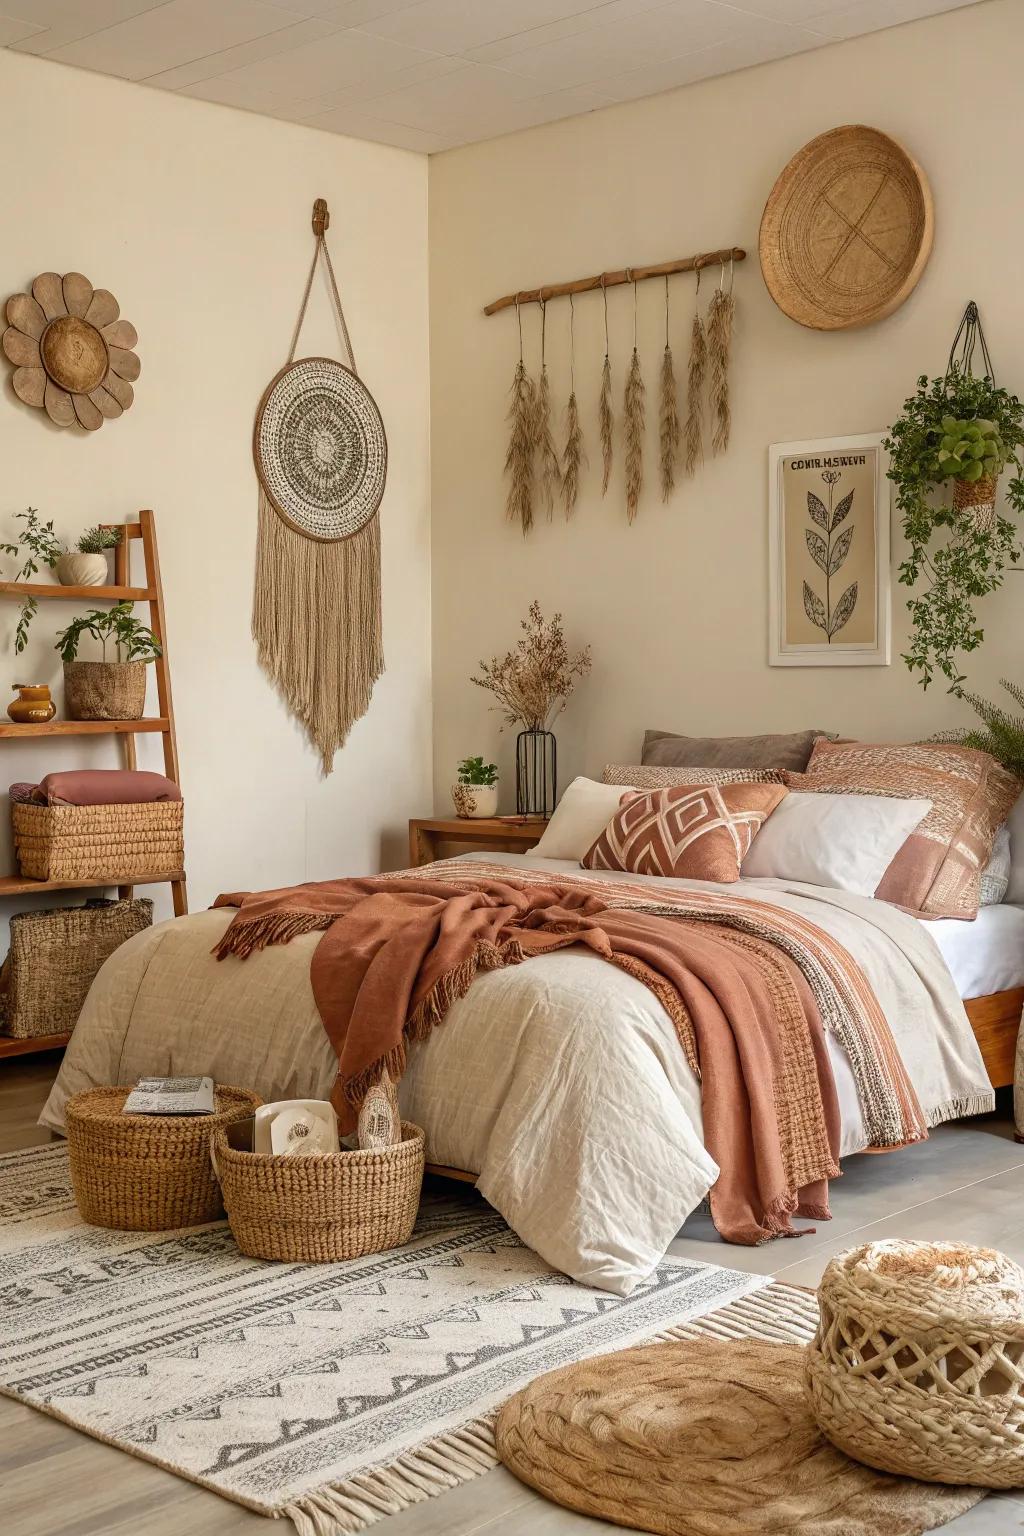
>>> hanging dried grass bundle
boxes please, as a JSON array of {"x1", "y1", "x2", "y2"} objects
[
  {"x1": 684, "y1": 274, "x2": 707, "y2": 478},
  {"x1": 505, "y1": 357, "x2": 536, "y2": 534},
  {"x1": 623, "y1": 347, "x2": 646, "y2": 523},
  {"x1": 659, "y1": 276, "x2": 681, "y2": 502},
  {"x1": 707, "y1": 277, "x2": 735, "y2": 456},
  {"x1": 599, "y1": 355, "x2": 613, "y2": 494},
  {"x1": 562, "y1": 293, "x2": 585, "y2": 518},
  {"x1": 534, "y1": 365, "x2": 562, "y2": 517}
]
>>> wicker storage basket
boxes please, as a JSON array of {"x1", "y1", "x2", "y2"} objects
[
  {"x1": 0, "y1": 897, "x2": 152, "y2": 1039},
  {"x1": 12, "y1": 800, "x2": 183, "y2": 882},
  {"x1": 67, "y1": 1085, "x2": 261, "y2": 1231},
  {"x1": 215, "y1": 1121, "x2": 425, "y2": 1262},
  {"x1": 806, "y1": 1239, "x2": 1024, "y2": 1488}
]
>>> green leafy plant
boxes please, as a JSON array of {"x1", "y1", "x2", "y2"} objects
[
  {"x1": 933, "y1": 678, "x2": 1024, "y2": 779},
  {"x1": 457, "y1": 756, "x2": 498, "y2": 786},
  {"x1": 0, "y1": 508, "x2": 63, "y2": 653},
  {"x1": 884, "y1": 366, "x2": 1024, "y2": 692},
  {"x1": 55, "y1": 602, "x2": 161, "y2": 665},
  {"x1": 76, "y1": 525, "x2": 122, "y2": 555}
]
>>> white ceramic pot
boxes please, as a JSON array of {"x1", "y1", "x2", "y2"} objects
[
  {"x1": 56, "y1": 552, "x2": 109, "y2": 587},
  {"x1": 452, "y1": 782, "x2": 498, "y2": 818}
]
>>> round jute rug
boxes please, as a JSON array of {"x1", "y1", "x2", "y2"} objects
[{"x1": 495, "y1": 1338, "x2": 984, "y2": 1535}]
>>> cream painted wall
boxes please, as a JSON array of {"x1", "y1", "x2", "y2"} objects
[
  {"x1": 0, "y1": 47, "x2": 431, "y2": 932},
  {"x1": 428, "y1": 0, "x2": 1023, "y2": 811}
]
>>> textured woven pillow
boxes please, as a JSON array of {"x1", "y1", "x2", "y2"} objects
[
  {"x1": 603, "y1": 764, "x2": 785, "y2": 789},
  {"x1": 582, "y1": 782, "x2": 788, "y2": 882},
  {"x1": 789, "y1": 741, "x2": 1023, "y2": 918},
  {"x1": 641, "y1": 729, "x2": 833, "y2": 773}
]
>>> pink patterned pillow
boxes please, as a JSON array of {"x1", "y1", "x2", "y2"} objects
[{"x1": 582, "y1": 782, "x2": 788, "y2": 881}]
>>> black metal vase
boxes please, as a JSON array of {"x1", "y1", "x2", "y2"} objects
[{"x1": 516, "y1": 729, "x2": 557, "y2": 817}]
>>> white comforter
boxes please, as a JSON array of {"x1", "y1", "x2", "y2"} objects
[{"x1": 40, "y1": 854, "x2": 993, "y2": 1295}]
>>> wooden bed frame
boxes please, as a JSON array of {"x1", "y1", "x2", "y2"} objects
[{"x1": 965, "y1": 987, "x2": 1022, "y2": 1088}]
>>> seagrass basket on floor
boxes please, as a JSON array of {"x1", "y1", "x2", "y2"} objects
[
  {"x1": 0, "y1": 898, "x2": 152, "y2": 1039},
  {"x1": 806, "y1": 1239, "x2": 1024, "y2": 1488},
  {"x1": 67, "y1": 1085, "x2": 261, "y2": 1232},
  {"x1": 214, "y1": 1121, "x2": 425, "y2": 1262},
  {"x1": 12, "y1": 800, "x2": 183, "y2": 882}
]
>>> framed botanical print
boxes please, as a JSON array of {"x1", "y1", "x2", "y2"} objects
[{"x1": 768, "y1": 433, "x2": 891, "y2": 667}]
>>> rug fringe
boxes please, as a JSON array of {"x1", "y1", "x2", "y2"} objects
[{"x1": 281, "y1": 1284, "x2": 818, "y2": 1536}]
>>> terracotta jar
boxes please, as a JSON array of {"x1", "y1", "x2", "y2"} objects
[{"x1": 8, "y1": 683, "x2": 56, "y2": 724}]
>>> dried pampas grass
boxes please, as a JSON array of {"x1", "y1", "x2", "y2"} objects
[
  {"x1": 533, "y1": 365, "x2": 562, "y2": 517},
  {"x1": 505, "y1": 358, "x2": 536, "y2": 535},
  {"x1": 599, "y1": 354, "x2": 613, "y2": 495},
  {"x1": 684, "y1": 300, "x2": 707, "y2": 478},
  {"x1": 707, "y1": 285, "x2": 735, "y2": 455},
  {"x1": 562, "y1": 390, "x2": 584, "y2": 517},
  {"x1": 659, "y1": 344, "x2": 681, "y2": 502},
  {"x1": 623, "y1": 347, "x2": 646, "y2": 523}
]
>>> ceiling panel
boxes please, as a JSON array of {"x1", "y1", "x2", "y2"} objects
[{"x1": 2, "y1": 0, "x2": 983, "y2": 151}]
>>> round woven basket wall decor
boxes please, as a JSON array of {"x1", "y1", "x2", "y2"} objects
[
  {"x1": 759, "y1": 125, "x2": 934, "y2": 331},
  {"x1": 254, "y1": 355, "x2": 387, "y2": 543}
]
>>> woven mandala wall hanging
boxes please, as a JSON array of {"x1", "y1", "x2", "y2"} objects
[
  {"x1": 252, "y1": 198, "x2": 387, "y2": 773},
  {"x1": 3, "y1": 272, "x2": 139, "y2": 430}
]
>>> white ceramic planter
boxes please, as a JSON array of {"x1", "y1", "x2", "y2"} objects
[
  {"x1": 452, "y1": 782, "x2": 498, "y2": 818},
  {"x1": 56, "y1": 552, "x2": 109, "y2": 587}
]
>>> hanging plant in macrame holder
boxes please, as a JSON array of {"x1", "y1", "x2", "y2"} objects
[{"x1": 252, "y1": 199, "x2": 386, "y2": 773}]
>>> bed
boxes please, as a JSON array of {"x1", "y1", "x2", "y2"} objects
[{"x1": 40, "y1": 851, "x2": 1000, "y2": 1295}]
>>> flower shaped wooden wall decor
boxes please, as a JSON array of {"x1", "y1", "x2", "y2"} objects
[{"x1": 2, "y1": 272, "x2": 140, "y2": 431}]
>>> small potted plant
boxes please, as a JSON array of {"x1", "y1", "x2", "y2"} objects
[
  {"x1": 452, "y1": 757, "x2": 499, "y2": 818},
  {"x1": 56, "y1": 525, "x2": 121, "y2": 588},
  {"x1": 0, "y1": 508, "x2": 62, "y2": 653},
  {"x1": 55, "y1": 601, "x2": 161, "y2": 720}
]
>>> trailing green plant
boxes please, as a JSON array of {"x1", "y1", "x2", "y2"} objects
[
  {"x1": 885, "y1": 345, "x2": 1024, "y2": 693},
  {"x1": 932, "y1": 677, "x2": 1024, "y2": 779},
  {"x1": 76, "y1": 525, "x2": 122, "y2": 555},
  {"x1": 0, "y1": 508, "x2": 63, "y2": 653},
  {"x1": 457, "y1": 756, "x2": 498, "y2": 786},
  {"x1": 55, "y1": 601, "x2": 161, "y2": 665}
]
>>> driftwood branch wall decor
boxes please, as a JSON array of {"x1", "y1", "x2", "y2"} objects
[
  {"x1": 252, "y1": 197, "x2": 386, "y2": 773},
  {"x1": 493, "y1": 245, "x2": 744, "y2": 531},
  {"x1": 3, "y1": 273, "x2": 139, "y2": 430}
]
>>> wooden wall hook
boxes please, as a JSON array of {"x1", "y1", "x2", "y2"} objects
[{"x1": 312, "y1": 198, "x2": 330, "y2": 238}]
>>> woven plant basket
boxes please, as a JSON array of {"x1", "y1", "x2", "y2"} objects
[
  {"x1": 63, "y1": 659, "x2": 146, "y2": 720},
  {"x1": 806, "y1": 1239, "x2": 1024, "y2": 1488},
  {"x1": 0, "y1": 897, "x2": 152, "y2": 1039},
  {"x1": 215, "y1": 1121, "x2": 425, "y2": 1262},
  {"x1": 953, "y1": 472, "x2": 999, "y2": 534},
  {"x1": 67, "y1": 1085, "x2": 261, "y2": 1231},
  {"x1": 12, "y1": 800, "x2": 183, "y2": 882}
]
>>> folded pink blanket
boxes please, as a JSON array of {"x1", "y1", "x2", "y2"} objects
[{"x1": 11, "y1": 770, "x2": 181, "y2": 806}]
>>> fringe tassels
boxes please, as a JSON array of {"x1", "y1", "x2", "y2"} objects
[
  {"x1": 707, "y1": 282, "x2": 735, "y2": 455},
  {"x1": 253, "y1": 491, "x2": 382, "y2": 774}
]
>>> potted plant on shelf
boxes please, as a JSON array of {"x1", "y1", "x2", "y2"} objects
[
  {"x1": 56, "y1": 525, "x2": 121, "y2": 588},
  {"x1": 452, "y1": 757, "x2": 499, "y2": 819},
  {"x1": 0, "y1": 507, "x2": 62, "y2": 653},
  {"x1": 55, "y1": 601, "x2": 161, "y2": 720},
  {"x1": 884, "y1": 302, "x2": 1024, "y2": 692}
]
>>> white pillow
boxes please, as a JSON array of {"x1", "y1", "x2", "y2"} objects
[
  {"x1": 533, "y1": 776, "x2": 635, "y2": 861},
  {"x1": 980, "y1": 824, "x2": 1011, "y2": 906},
  {"x1": 740, "y1": 791, "x2": 933, "y2": 898},
  {"x1": 1006, "y1": 792, "x2": 1024, "y2": 904}
]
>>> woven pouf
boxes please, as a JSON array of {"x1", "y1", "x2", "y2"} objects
[
  {"x1": 807, "y1": 1240, "x2": 1024, "y2": 1488},
  {"x1": 496, "y1": 1337, "x2": 983, "y2": 1534},
  {"x1": 67, "y1": 1085, "x2": 261, "y2": 1231}
]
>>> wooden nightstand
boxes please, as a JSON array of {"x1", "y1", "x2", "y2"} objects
[{"x1": 409, "y1": 816, "x2": 549, "y2": 868}]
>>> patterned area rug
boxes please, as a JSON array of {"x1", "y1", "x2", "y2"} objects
[{"x1": 0, "y1": 1143, "x2": 815, "y2": 1535}]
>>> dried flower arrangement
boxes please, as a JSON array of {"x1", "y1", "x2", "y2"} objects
[
  {"x1": 562, "y1": 295, "x2": 585, "y2": 517},
  {"x1": 533, "y1": 348, "x2": 563, "y2": 518},
  {"x1": 659, "y1": 278, "x2": 681, "y2": 502},
  {"x1": 685, "y1": 277, "x2": 707, "y2": 477},
  {"x1": 707, "y1": 277, "x2": 735, "y2": 455},
  {"x1": 472, "y1": 600, "x2": 591, "y2": 730},
  {"x1": 624, "y1": 346, "x2": 646, "y2": 522}
]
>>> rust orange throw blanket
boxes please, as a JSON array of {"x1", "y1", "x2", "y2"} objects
[{"x1": 213, "y1": 874, "x2": 920, "y2": 1246}]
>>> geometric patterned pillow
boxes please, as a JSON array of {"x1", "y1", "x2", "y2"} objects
[
  {"x1": 602, "y1": 764, "x2": 785, "y2": 789},
  {"x1": 581, "y1": 781, "x2": 788, "y2": 882}
]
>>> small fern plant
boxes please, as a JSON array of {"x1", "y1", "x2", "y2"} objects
[{"x1": 933, "y1": 677, "x2": 1024, "y2": 778}]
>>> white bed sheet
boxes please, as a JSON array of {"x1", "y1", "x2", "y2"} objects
[{"x1": 926, "y1": 903, "x2": 1024, "y2": 999}]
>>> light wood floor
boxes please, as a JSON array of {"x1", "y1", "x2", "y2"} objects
[{"x1": 4, "y1": 1056, "x2": 1024, "y2": 1535}]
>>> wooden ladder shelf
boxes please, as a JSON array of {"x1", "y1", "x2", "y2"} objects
[{"x1": 0, "y1": 509, "x2": 186, "y2": 1060}]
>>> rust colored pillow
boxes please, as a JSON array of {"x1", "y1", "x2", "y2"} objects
[
  {"x1": 582, "y1": 782, "x2": 788, "y2": 882},
  {"x1": 790, "y1": 741, "x2": 1023, "y2": 918}
]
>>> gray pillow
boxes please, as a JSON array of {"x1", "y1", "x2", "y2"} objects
[{"x1": 641, "y1": 728, "x2": 834, "y2": 773}]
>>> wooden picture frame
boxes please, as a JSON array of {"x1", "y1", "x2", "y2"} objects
[{"x1": 768, "y1": 433, "x2": 891, "y2": 668}]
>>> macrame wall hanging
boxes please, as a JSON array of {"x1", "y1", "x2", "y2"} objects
[{"x1": 253, "y1": 198, "x2": 386, "y2": 773}]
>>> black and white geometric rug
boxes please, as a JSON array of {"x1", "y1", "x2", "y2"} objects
[{"x1": 0, "y1": 1143, "x2": 816, "y2": 1534}]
